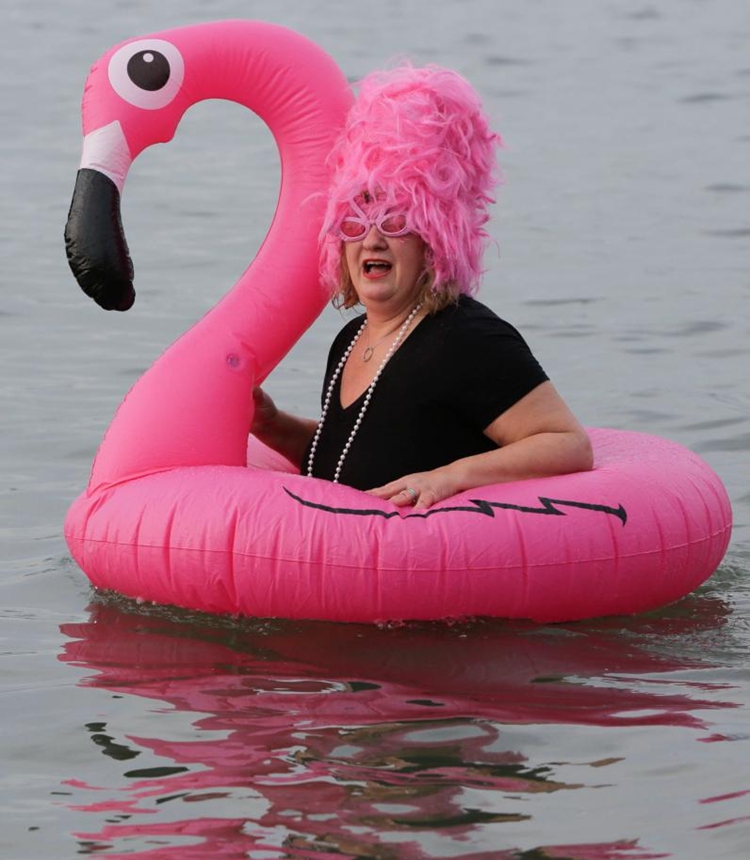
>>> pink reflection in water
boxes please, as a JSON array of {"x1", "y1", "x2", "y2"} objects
[{"x1": 59, "y1": 599, "x2": 737, "y2": 858}]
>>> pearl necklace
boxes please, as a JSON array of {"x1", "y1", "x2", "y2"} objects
[{"x1": 306, "y1": 302, "x2": 423, "y2": 483}]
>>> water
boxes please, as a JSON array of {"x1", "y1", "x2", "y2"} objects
[{"x1": 2, "y1": 0, "x2": 749, "y2": 857}]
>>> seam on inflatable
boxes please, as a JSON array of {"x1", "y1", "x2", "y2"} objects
[
  {"x1": 68, "y1": 528, "x2": 730, "y2": 573},
  {"x1": 133, "y1": 506, "x2": 145, "y2": 590},
  {"x1": 162, "y1": 503, "x2": 178, "y2": 596},
  {"x1": 226, "y1": 506, "x2": 240, "y2": 609}
]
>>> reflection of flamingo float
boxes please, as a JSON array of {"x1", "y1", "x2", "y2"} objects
[
  {"x1": 59, "y1": 603, "x2": 737, "y2": 857},
  {"x1": 63, "y1": 602, "x2": 735, "y2": 732},
  {"x1": 64, "y1": 21, "x2": 732, "y2": 623}
]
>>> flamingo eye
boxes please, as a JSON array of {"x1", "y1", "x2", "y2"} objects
[{"x1": 108, "y1": 39, "x2": 185, "y2": 110}]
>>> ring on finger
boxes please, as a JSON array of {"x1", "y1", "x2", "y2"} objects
[{"x1": 404, "y1": 486, "x2": 418, "y2": 504}]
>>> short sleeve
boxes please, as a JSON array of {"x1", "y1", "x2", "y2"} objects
[{"x1": 442, "y1": 304, "x2": 548, "y2": 430}]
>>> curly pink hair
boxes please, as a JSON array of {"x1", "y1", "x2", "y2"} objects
[{"x1": 319, "y1": 63, "x2": 502, "y2": 300}]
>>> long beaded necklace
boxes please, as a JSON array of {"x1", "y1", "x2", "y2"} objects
[{"x1": 306, "y1": 302, "x2": 423, "y2": 483}]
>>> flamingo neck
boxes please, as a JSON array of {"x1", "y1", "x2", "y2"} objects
[{"x1": 85, "y1": 21, "x2": 353, "y2": 490}]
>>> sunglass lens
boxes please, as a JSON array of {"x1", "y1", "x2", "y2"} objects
[
  {"x1": 380, "y1": 213, "x2": 408, "y2": 235},
  {"x1": 340, "y1": 219, "x2": 366, "y2": 240}
]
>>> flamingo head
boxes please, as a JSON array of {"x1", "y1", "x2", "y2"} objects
[
  {"x1": 64, "y1": 21, "x2": 353, "y2": 312},
  {"x1": 65, "y1": 34, "x2": 194, "y2": 310}
]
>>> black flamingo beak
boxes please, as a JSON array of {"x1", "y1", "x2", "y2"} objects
[{"x1": 64, "y1": 168, "x2": 136, "y2": 311}]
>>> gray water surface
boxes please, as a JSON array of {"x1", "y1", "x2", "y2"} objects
[{"x1": 2, "y1": 1, "x2": 749, "y2": 858}]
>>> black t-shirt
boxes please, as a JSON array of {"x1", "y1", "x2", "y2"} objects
[{"x1": 305, "y1": 295, "x2": 548, "y2": 490}]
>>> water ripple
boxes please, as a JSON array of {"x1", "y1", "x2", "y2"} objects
[
  {"x1": 681, "y1": 93, "x2": 734, "y2": 104},
  {"x1": 705, "y1": 183, "x2": 749, "y2": 193},
  {"x1": 704, "y1": 228, "x2": 750, "y2": 238},
  {"x1": 693, "y1": 431, "x2": 750, "y2": 454}
]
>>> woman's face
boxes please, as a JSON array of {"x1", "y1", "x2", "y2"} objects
[{"x1": 343, "y1": 225, "x2": 426, "y2": 314}]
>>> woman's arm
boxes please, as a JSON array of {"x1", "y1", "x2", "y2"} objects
[
  {"x1": 367, "y1": 381, "x2": 593, "y2": 508},
  {"x1": 250, "y1": 387, "x2": 318, "y2": 469}
]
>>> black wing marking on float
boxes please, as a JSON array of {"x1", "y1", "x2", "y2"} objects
[{"x1": 283, "y1": 487, "x2": 627, "y2": 526}]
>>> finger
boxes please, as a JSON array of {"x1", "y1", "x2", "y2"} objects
[
  {"x1": 391, "y1": 494, "x2": 413, "y2": 507},
  {"x1": 365, "y1": 486, "x2": 394, "y2": 497},
  {"x1": 413, "y1": 492, "x2": 434, "y2": 509},
  {"x1": 392, "y1": 497, "x2": 413, "y2": 508},
  {"x1": 366, "y1": 481, "x2": 410, "y2": 497},
  {"x1": 389, "y1": 486, "x2": 419, "y2": 507}
]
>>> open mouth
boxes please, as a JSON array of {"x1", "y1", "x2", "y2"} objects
[{"x1": 363, "y1": 260, "x2": 392, "y2": 275}]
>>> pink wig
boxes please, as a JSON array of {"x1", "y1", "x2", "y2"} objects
[{"x1": 319, "y1": 63, "x2": 502, "y2": 297}]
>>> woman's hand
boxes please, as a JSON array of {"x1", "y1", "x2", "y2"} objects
[
  {"x1": 250, "y1": 387, "x2": 318, "y2": 468},
  {"x1": 251, "y1": 386, "x2": 279, "y2": 432},
  {"x1": 367, "y1": 467, "x2": 462, "y2": 509}
]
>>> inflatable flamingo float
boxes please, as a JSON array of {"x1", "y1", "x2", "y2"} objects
[{"x1": 64, "y1": 21, "x2": 732, "y2": 623}]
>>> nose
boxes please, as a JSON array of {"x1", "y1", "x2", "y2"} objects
[{"x1": 362, "y1": 224, "x2": 387, "y2": 248}]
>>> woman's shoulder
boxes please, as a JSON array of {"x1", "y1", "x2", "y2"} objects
[
  {"x1": 434, "y1": 294, "x2": 528, "y2": 342},
  {"x1": 436, "y1": 295, "x2": 549, "y2": 407}
]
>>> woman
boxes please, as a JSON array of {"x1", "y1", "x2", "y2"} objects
[{"x1": 252, "y1": 64, "x2": 592, "y2": 509}]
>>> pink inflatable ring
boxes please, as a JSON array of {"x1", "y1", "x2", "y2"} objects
[{"x1": 64, "y1": 21, "x2": 732, "y2": 623}]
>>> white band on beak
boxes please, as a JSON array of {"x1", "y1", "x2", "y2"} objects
[{"x1": 79, "y1": 121, "x2": 132, "y2": 195}]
